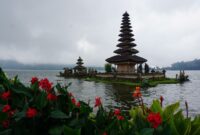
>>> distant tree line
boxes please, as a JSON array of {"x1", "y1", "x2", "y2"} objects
[{"x1": 167, "y1": 59, "x2": 200, "y2": 70}]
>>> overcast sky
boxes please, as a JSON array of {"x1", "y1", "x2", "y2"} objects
[{"x1": 0, "y1": 0, "x2": 200, "y2": 67}]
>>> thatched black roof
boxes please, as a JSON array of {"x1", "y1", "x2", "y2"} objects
[
  {"x1": 73, "y1": 65, "x2": 86, "y2": 69},
  {"x1": 114, "y1": 48, "x2": 139, "y2": 54},
  {"x1": 118, "y1": 37, "x2": 135, "y2": 42},
  {"x1": 121, "y1": 22, "x2": 131, "y2": 25},
  {"x1": 77, "y1": 57, "x2": 83, "y2": 62},
  {"x1": 106, "y1": 55, "x2": 147, "y2": 63},
  {"x1": 74, "y1": 56, "x2": 86, "y2": 70},
  {"x1": 120, "y1": 29, "x2": 132, "y2": 32},
  {"x1": 120, "y1": 25, "x2": 132, "y2": 29},
  {"x1": 118, "y1": 33, "x2": 134, "y2": 37},
  {"x1": 116, "y1": 43, "x2": 136, "y2": 47},
  {"x1": 76, "y1": 62, "x2": 83, "y2": 65}
]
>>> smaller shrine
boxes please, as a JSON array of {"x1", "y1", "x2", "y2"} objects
[
  {"x1": 73, "y1": 57, "x2": 87, "y2": 74},
  {"x1": 59, "y1": 56, "x2": 97, "y2": 78}
]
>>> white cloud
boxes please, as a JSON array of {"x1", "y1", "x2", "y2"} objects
[{"x1": 77, "y1": 38, "x2": 96, "y2": 55}]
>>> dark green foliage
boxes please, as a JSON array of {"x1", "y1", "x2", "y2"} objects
[
  {"x1": 105, "y1": 63, "x2": 112, "y2": 73},
  {"x1": 141, "y1": 79, "x2": 150, "y2": 88}
]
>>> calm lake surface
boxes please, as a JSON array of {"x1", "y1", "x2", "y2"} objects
[{"x1": 4, "y1": 69, "x2": 200, "y2": 117}]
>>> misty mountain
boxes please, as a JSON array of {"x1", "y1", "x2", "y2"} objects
[
  {"x1": 166, "y1": 59, "x2": 200, "y2": 70},
  {"x1": 0, "y1": 59, "x2": 104, "y2": 71},
  {"x1": 0, "y1": 59, "x2": 73, "y2": 70}
]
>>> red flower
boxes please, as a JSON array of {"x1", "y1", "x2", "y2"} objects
[
  {"x1": 71, "y1": 98, "x2": 76, "y2": 105},
  {"x1": 147, "y1": 112, "x2": 162, "y2": 128},
  {"x1": 94, "y1": 96, "x2": 102, "y2": 107},
  {"x1": 30, "y1": 77, "x2": 39, "y2": 84},
  {"x1": 102, "y1": 132, "x2": 107, "y2": 135},
  {"x1": 76, "y1": 102, "x2": 81, "y2": 107},
  {"x1": 39, "y1": 78, "x2": 53, "y2": 92},
  {"x1": 2, "y1": 120, "x2": 9, "y2": 128},
  {"x1": 47, "y1": 93, "x2": 57, "y2": 101},
  {"x1": 1, "y1": 91, "x2": 11, "y2": 100},
  {"x1": 26, "y1": 108, "x2": 37, "y2": 118},
  {"x1": 114, "y1": 109, "x2": 121, "y2": 116},
  {"x1": 135, "y1": 86, "x2": 140, "y2": 91},
  {"x1": 2, "y1": 105, "x2": 11, "y2": 113},
  {"x1": 117, "y1": 115, "x2": 124, "y2": 120},
  {"x1": 133, "y1": 86, "x2": 142, "y2": 98}
]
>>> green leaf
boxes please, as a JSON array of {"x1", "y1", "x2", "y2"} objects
[
  {"x1": 63, "y1": 126, "x2": 81, "y2": 135},
  {"x1": 50, "y1": 110, "x2": 69, "y2": 119},
  {"x1": 0, "y1": 129, "x2": 12, "y2": 135},
  {"x1": 184, "y1": 120, "x2": 191, "y2": 135},
  {"x1": 11, "y1": 86, "x2": 31, "y2": 97},
  {"x1": 129, "y1": 108, "x2": 137, "y2": 119},
  {"x1": 35, "y1": 91, "x2": 47, "y2": 109},
  {"x1": 169, "y1": 117, "x2": 180, "y2": 135},
  {"x1": 30, "y1": 82, "x2": 39, "y2": 91},
  {"x1": 192, "y1": 127, "x2": 200, "y2": 135},
  {"x1": 0, "y1": 85, "x2": 4, "y2": 92},
  {"x1": 0, "y1": 112, "x2": 8, "y2": 122},
  {"x1": 13, "y1": 75, "x2": 19, "y2": 84},
  {"x1": 49, "y1": 126, "x2": 64, "y2": 135},
  {"x1": 140, "y1": 128, "x2": 154, "y2": 135},
  {"x1": 14, "y1": 111, "x2": 26, "y2": 121},
  {"x1": 11, "y1": 94, "x2": 26, "y2": 108},
  {"x1": 163, "y1": 102, "x2": 180, "y2": 120},
  {"x1": 150, "y1": 100, "x2": 162, "y2": 114},
  {"x1": 56, "y1": 83, "x2": 69, "y2": 95},
  {"x1": 191, "y1": 116, "x2": 200, "y2": 135},
  {"x1": 129, "y1": 107, "x2": 144, "y2": 119}
]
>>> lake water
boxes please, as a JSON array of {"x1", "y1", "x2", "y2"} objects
[{"x1": 4, "y1": 69, "x2": 200, "y2": 117}]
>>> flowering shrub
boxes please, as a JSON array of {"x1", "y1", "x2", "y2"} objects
[{"x1": 0, "y1": 68, "x2": 200, "y2": 135}]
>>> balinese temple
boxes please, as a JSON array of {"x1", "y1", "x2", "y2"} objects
[
  {"x1": 106, "y1": 12, "x2": 147, "y2": 73},
  {"x1": 73, "y1": 56, "x2": 86, "y2": 73}
]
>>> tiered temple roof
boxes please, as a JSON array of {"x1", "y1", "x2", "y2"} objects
[
  {"x1": 106, "y1": 12, "x2": 147, "y2": 64},
  {"x1": 74, "y1": 57, "x2": 86, "y2": 70}
]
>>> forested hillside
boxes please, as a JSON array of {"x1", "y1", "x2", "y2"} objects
[{"x1": 168, "y1": 59, "x2": 200, "y2": 70}]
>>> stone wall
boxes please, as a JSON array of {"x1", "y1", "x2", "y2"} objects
[
  {"x1": 117, "y1": 64, "x2": 135, "y2": 73},
  {"x1": 96, "y1": 73, "x2": 165, "y2": 80}
]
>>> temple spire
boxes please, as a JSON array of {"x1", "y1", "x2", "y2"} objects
[
  {"x1": 106, "y1": 12, "x2": 147, "y2": 73},
  {"x1": 76, "y1": 56, "x2": 84, "y2": 67}
]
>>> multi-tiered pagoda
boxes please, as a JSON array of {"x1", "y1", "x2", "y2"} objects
[
  {"x1": 73, "y1": 56, "x2": 86, "y2": 73},
  {"x1": 106, "y1": 12, "x2": 147, "y2": 73}
]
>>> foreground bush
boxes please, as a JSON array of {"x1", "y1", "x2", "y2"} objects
[{"x1": 0, "y1": 68, "x2": 200, "y2": 135}]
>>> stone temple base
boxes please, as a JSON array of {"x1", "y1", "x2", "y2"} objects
[{"x1": 96, "y1": 73, "x2": 165, "y2": 80}]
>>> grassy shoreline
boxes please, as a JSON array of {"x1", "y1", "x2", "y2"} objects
[{"x1": 85, "y1": 77, "x2": 179, "y2": 87}]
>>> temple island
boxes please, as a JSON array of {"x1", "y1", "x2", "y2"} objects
[{"x1": 59, "y1": 12, "x2": 186, "y2": 87}]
